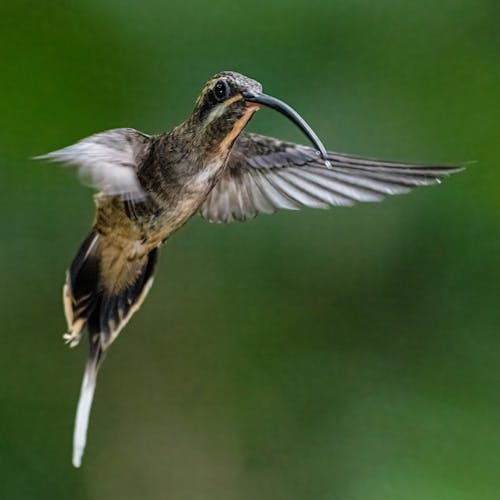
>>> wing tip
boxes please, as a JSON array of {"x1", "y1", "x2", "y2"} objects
[
  {"x1": 32, "y1": 152, "x2": 53, "y2": 161},
  {"x1": 32, "y1": 149, "x2": 70, "y2": 164}
]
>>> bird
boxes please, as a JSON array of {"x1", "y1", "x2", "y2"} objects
[{"x1": 37, "y1": 71, "x2": 462, "y2": 468}]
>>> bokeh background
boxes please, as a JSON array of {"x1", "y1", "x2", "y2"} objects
[{"x1": 1, "y1": 1, "x2": 499, "y2": 499}]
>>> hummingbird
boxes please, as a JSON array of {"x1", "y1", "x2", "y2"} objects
[{"x1": 37, "y1": 71, "x2": 461, "y2": 467}]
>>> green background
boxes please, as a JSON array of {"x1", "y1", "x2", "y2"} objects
[{"x1": 1, "y1": 1, "x2": 499, "y2": 499}]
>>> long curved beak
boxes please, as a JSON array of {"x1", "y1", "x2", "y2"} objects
[{"x1": 242, "y1": 91, "x2": 330, "y2": 165}]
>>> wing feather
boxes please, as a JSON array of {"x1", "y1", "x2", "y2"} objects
[
  {"x1": 200, "y1": 132, "x2": 462, "y2": 223},
  {"x1": 36, "y1": 128, "x2": 150, "y2": 200}
]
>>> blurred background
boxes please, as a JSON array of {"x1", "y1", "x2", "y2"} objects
[{"x1": 1, "y1": 1, "x2": 499, "y2": 499}]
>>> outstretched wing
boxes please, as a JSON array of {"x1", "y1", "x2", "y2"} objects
[
  {"x1": 36, "y1": 128, "x2": 151, "y2": 200},
  {"x1": 199, "y1": 132, "x2": 463, "y2": 223}
]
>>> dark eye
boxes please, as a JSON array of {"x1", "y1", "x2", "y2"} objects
[{"x1": 213, "y1": 80, "x2": 230, "y2": 101}]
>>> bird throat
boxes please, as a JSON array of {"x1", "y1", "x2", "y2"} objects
[{"x1": 210, "y1": 104, "x2": 258, "y2": 158}]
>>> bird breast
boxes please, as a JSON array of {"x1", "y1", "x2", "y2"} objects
[{"x1": 146, "y1": 157, "x2": 227, "y2": 244}]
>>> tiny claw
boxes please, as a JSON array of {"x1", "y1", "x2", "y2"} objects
[{"x1": 63, "y1": 332, "x2": 81, "y2": 348}]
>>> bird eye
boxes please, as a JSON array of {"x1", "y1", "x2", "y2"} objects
[{"x1": 213, "y1": 80, "x2": 230, "y2": 101}]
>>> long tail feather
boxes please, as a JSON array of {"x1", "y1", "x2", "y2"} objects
[{"x1": 72, "y1": 339, "x2": 102, "y2": 468}]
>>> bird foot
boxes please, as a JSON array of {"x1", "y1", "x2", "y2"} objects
[{"x1": 63, "y1": 332, "x2": 82, "y2": 348}]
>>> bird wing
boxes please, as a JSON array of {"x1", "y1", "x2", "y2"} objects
[
  {"x1": 36, "y1": 128, "x2": 151, "y2": 200},
  {"x1": 199, "y1": 132, "x2": 462, "y2": 223}
]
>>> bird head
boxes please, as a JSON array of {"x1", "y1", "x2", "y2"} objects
[{"x1": 190, "y1": 71, "x2": 329, "y2": 161}]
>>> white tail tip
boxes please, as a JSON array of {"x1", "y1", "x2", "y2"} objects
[{"x1": 72, "y1": 362, "x2": 97, "y2": 467}]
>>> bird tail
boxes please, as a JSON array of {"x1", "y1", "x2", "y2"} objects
[
  {"x1": 64, "y1": 229, "x2": 158, "y2": 467},
  {"x1": 72, "y1": 337, "x2": 103, "y2": 468}
]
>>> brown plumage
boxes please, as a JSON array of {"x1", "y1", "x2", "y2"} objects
[{"x1": 37, "y1": 71, "x2": 462, "y2": 467}]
